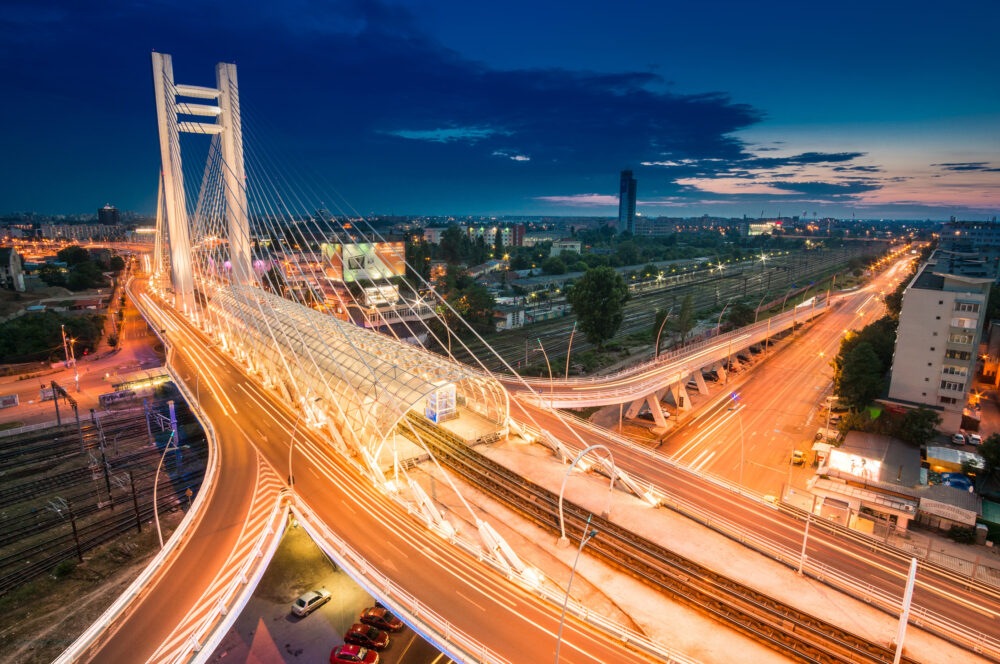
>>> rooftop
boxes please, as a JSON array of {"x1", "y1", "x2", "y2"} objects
[
  {"x1": 911, "y1": 249, "x2": 995, "y2": 290},
  {"x1": 837, "y1": 431, "x2": 922, "y2": 487}
]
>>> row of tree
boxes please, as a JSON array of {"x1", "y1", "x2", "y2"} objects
[
  {"x1": 37, "y1": 245, "x2": 124, "y2": 291},
  {"x1": 0, "y1": 311, "x2": 104, "y2": 363}
]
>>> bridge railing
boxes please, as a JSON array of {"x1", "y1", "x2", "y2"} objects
[
  {"x1": 518, "y1": 414, "x2": 1000, "y2": 659},
  {"x1": 293, "y1": 480, "x2": 702, "y2": 664},
  {"x1": 515, "y1": 295, "x2": 832, "y2": 388}
]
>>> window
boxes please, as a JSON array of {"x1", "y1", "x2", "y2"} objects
[
  {"x1": 942, "y1": 365, "x2": 967, "y2": 376},
  {"x1": 930, "y1": 347, "x2": 935, "y2": 351},
  {"x1": 940, "y1": 380, "x2": 963, "y2": 391},
  {"x1": 950, "y1": 317, "x2": 976, "y2": 329},
  {"x1": 955, "y1": 302, "x2": 980, "y2": 313},
  {"x1": 940, "y1": 396, "x2": 958, "y2": 405},
  {"x1": 948, "y1": 333, "x2": 974, "y2": 345},
  {"x1": 945, "y1": 350, "x2": 971, "y2": 360},
  {"x1": 939, "y1": 300, "x2": 944, "y2": 305},
  {"x1": 936, "y1": 316, "x2": 941, "y2": 320}
]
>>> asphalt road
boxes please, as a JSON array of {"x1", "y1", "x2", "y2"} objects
[
  {"x1": 509, "y1": 257, "x2": 1000, "y2": 652},
  {"x1": 84, "y1": 277, "x2": 658, "y2": 663}
]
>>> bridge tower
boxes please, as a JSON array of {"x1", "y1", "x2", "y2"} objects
[{"x1": 150, "y1": 52, "x2": 252, "y2": 316}]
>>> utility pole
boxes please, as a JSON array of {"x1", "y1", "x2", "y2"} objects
[
  {"x1": 143, "y1": 398, "x2": 154, "y2": 445},
  {"x1": 893, "y1": 559, "x2": 918, "y2": 664},
  {"x1": 51, "y1": 381, "x2": 62, "y2": 426},
  {"x1": 168, "y1": 400, "x2": 181, "y2": 474},
  {"x1": 91, "y1": 409, "x2": 114, "y2": 510},
  {"x1": 129, "y1": 470, "x2": 142, "y2": 533},
  {"x1": 67, "y1": 500, "x2": 83, "y2": 562}
]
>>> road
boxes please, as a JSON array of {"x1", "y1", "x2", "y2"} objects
[
  {"x1": 509, "y1": 256, "x2": 1000, "y2": 653},
  {"x1": 83, "y1": 277, "x2": 659, "y2": 663},
  {"x1": 0, "y1": 273, "x2": 162, "y2": 427}
]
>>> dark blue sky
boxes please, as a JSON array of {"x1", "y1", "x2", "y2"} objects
[{"x1": 1, "y1": 0, "x2": 997, "y2": 219}]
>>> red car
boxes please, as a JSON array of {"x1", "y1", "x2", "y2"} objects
[
  {"x1": 360, "y1": 607, "x2": 404, "y2": 632},
  {"x1": 344, "y1": 623, "x2": 390, "y2": 650},
  {"x1": 330, "y1": 644, "x2": 378, "y2": 664}
]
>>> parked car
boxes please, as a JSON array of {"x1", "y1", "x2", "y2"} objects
[
  {"x1": 360, "y1": 607, "x2": 404, "y2": 632},
  {"x1": 952, "y1": 433, "x2": 967, "y2": 446},
  {"x1": 969, "y1": 433, "x2": 983, "y2": 445},
  {"x1": 292, "y1": 589, "x2": 331, "y2": 617},
  {"x1": 791, "y1": 450, "x2": 805, "y2": 466},
  {"x1": 330, "y1": 645, "x2": 378, "y2": 664},
  {"x1": 344, "y1": 623, "x2": 390, "y2": 650}
]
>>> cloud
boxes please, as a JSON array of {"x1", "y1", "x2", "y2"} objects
[
  {"x1": 675, "y1": 178, "x2": 796, "y2": 195},
  {"x1": 492, "y1": 150, "x2": 530, "y2": 161},
  {"x1": 532, "y1": 194, "x2": 619, "y2": 206},
  {"x1": 932, "y1": 162, "x2": 1000, "y2": 172},
  {"x1": 384, "y1": 126, "x2": 503, "y2": 143}
]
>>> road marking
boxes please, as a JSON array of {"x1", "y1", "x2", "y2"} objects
[{"x1": 455, "y1": 590, "x2": 486, "y2": 612}]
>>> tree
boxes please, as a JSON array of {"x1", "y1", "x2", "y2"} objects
[
  {"x1": 616, "y1": 240, "x2": 639, "y2": 266},
  {"x1": 671, "y1": 294, "x2": 696, "y2": 345},
  {"x1": 38, "y1": 263, "x2": 66, "y2": 287},
  {"x1": 109, "y1": 255, "x2": 126, "y2": 272},
  {"x1": 57, "y1": 245, "x2": 90, "y2": 266},
  {"x1": 439, "y1": 224, "x2": 465, "y2": 264},
  {"x1": 835, "y1": 342, "x2": 884, "y2": 409},
  {"x1": 493, "y1": 229, "x2": 504, "y2": 259},
  {"x1": 541, "y1": 256, "x2": 566, "y2": 275},
  {"x1": 726, "y1": 303, "x2": 756, "y2": 328},
  {"x1": 566, "y1": 266, "x2": 630, "y2": 348},
  {"x1": 981, "y1": 434, "x2": 1000, "y2": 479},
  {"x1": 893, "y1": 406, "x2": 941, "y2": 447}
]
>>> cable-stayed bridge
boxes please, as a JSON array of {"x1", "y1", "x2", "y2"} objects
[{"x1": 52, "y1": 53, "x2": 1000, "y2": 664}]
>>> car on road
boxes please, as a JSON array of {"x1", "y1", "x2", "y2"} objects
[
  {"x1": 330, "y1": 644, "x2": 379, "y2": 664},
  {"x1": 791, "y1": 450, "x2": 805, "y2": 465},
  {"x1": 344, "y1": 623, "x2": 390, "y2": 650},
  {"x1": 292, "y1": 588, "x2": 331, "y2": 617},
  {"x1": 952, "y1": 433, "x2": 967, "y2": 446},
  {"x1": 360, "y1": 607, "x2": 404, "y2": 632},
  {"x1": 969, "y1": 433, "x2": 983, "y2": 445}
]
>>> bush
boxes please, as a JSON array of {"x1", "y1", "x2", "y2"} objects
[
  {"x1": 52, "y1": 559, "x2": 77, "y2": 578},
  {"x1": 948, "y1": 525, "x2": 976, "y2": 544}
]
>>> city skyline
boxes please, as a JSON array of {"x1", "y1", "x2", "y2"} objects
[{"x1": 0, "y1": 0, "x2": 997, "y2": 219}]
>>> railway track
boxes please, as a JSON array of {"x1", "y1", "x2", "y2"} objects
[{"x1": 401, "y1": 414, "x2": 918, "y2": 664}]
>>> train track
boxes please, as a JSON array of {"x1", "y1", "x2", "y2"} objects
[{"x1": 401, "y1": 414, "x2": 917, "y2": 664}]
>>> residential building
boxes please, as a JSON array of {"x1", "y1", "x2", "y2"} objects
[
  {"x1": 943, "y1": 220, "x2": 1000, "y2": 248},
  {"x1": 466, "y1": 224, "x2": 525, "y2": 248},
  {"x1": 886, "y1": 250, "x2": 993, "y2": 429},
  {"x1": 98, "y1": 204, "x2": 120, "y2": 226},
  {"x1": 618, "y1": 170, "x2": 637, "y2": 234},
  {"x1": 494, "y1": 304, "x2": 525, "y2": 331},
  {"x1": 0, "y1": 247, "x2": 25, "y2": 291}
]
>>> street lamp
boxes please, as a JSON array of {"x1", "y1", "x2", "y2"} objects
[
  {"x1": 537, "y1": 339, "x2": 553, "y2": 396},
  {"x1": 564, "y1": 322, "x2": 577, "y2": 380},
  {"x1": 654, "y1": 307, "x2": 673, "y2": 360},
  {"x1": 288, "y1": 396, "x2": 324, "y2": 489},
  {"x1": 715, "y1": 299, "x2": 732, "y2": 335},
  {"x1": 153, "y1": 431, "x2": 178, "y2": 548},
  {"x1": 554, "y1": 514, "x2": 598, "y2": 664},
  {"x1": 558, "y1": 445, "x2": 615, "y2": 548}
]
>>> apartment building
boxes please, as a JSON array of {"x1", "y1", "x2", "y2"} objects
[{"x1": 887, "y1": 250, "x2": 993, "y2": 430}]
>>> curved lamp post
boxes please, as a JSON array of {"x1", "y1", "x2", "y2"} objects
[
  {"x1": 654, "y1": 307, "x2": 673, "y2": 360},
  {"x1": 558, "y1": 444, "x2": 616, "y2": 548},
  {"x1": 153, "y1": 430, "x2": 178, "y2": 549},
  {"x1": 537, "y1": 338, "x2": 553, "y2": 395},
  {"x1": 564, "y1": 322, "x2": 577, "y2": 380},
  {"x1": 554, "y1": 513, "x2": 598, "y2": 664}
]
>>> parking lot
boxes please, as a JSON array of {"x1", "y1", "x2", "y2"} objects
[{"x1": 208, "y1": 522, "x2": 451, "y2": 664}]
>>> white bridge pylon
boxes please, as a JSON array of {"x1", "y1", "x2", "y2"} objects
[{"x1": 151, "y1": 52, "x2": 252, "y2": 317}]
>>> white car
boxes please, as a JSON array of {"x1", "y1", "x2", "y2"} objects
[
  {"x1": 291, "y1": 588, "x2": 331, "y2": 617},
  {"x1": 952, "y1": 433, "x2": 967, "y2": 446},
  {"x1": 969, "y1": 433, "x2": 983, "y2": 445}
]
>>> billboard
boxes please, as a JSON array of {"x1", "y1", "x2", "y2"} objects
[{"x1": 320, "y1": 242, "x2": 405, "y2": 282}]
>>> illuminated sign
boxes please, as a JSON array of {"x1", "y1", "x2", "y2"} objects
[{"x1": 828, "y1": 449, "x2": 881, "y2": 481}]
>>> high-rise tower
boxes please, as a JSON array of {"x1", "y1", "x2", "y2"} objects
[{"x1": 618, "y1": 170, "x2": 637, "y2": 234}]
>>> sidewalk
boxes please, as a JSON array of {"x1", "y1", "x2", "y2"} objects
[{"x1": 412, "y1": 436, "x2": 991, "y2": 664}]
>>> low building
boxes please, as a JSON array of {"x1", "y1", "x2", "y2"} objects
[
  {"x1": 550, "y1": 239, "x2": 581, "y2": 256},
  {"x1": 924, "y1": 445, "x2": 984, "y2": 474},
  {"x1": 913, "y1": 483, "x2": 981, "y2": 532},
  {"x1": 808, "y1": 432, "x2": 921, "y2": 532},
  {"x1": 494, "y1": 304, "x2": 525, "y2": 331}
]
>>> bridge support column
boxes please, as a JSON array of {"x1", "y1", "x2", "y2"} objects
[
  {"x1": 624, "y1": 397, "x2": 644, "y2": 420},
  {"x1": 713, "y1": 361, "x2": 727, "y2": 382},
  {"x1": 666, "y1": 382, "x2": 691, "y2": 411},
  {"x1": 692, "y1": 370, "x2": 709, "y2": 396},
  {"x1": 645, "y1": 392, "x2": 668, "y2": 428}
]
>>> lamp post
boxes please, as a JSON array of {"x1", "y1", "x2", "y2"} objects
[
  {"x1": 654, "y1": 307, "x2": 672, "y2": 360},
  {"x1": 537, "y1": 339, "x2": 553, "y2": 396},
  {"x1": 69, "y1": 338, "x2": 79, "y2": 392},
  {"x1": 153, "y1": 431, "x2": 178, "y2": 548},
  {"x1": 715, "y1": 300, "x2": 732, "y2": 336},
  {"x1": 564, "y1": 322, "x2": 577, "y2": 380},
  {"x1": 558, "y1": 445, "x2": 615, "y2": 548},
  {"x1": 288, "y1": 396, "x2": 324, "y2": 489},
  {"x1": 754, "y1": 292, "x2": 768, "y2": 324},
  {"x1": 554, "y1": 514, "x2": 598, "y2": 664}
]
